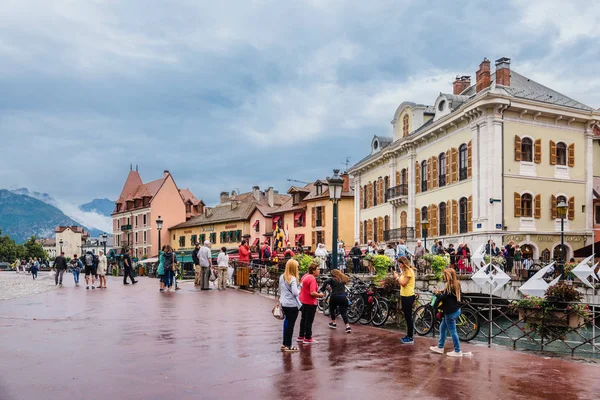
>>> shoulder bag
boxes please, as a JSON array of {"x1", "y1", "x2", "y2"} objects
[
  {"x1": 272, "y1": 283, "x2": 285, "y2": 320},
  {"x1": 172, "y1": 253, "x2": 178, "y2": 271}
]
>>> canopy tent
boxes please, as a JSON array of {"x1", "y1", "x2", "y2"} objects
[
  {"x1": 573, "y1": 241, "x2": 600, "y2": 258},
  {"x1": 138, "y1": 257, "x2": 158, "y2": 264}
]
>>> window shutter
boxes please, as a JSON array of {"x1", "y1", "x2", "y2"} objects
[
  {"x1": 415, "y1": 162, "x2": 421, "y2": 194},
  {"x1": 368, "y1": 183, "x2": 373, "y2": 207},
  {"x1": 427, "y1": 158, "x2": 432, "y2": 190},
  {"x1": 312, "y1": 232, "x2": 316, "y2": 247},
  {"x1": 551, "y1": 195, "x2": 557, "y2": 219},
  {"x1": 446, "y1": 150, "x2": 451, "y2": 184},
  {"x1": 311, "y1": 207, "x2": 316, "y2": 228},
  {"x1": 446, "y1": 200, "x2": 451, "y2": 235},
  {"x1": 359, "y1": 187, "x2": 363, "y2": 210},
  {"x1": 396, "y1": 171, "x2": 400, "y2": 186},
  {"x1": 427, "y1": 206, "x2": 431, "y2": 237},
  {"x1": 322, "y1": 206, "x2": 326, "y2": 227},
  {"x1": 467, "y1": 196, "x2": 473, "y2": 232},
  {"x1": 534, "y1": 139, "x2": 542, "y2": 164},
  {"x1": 568, "y1": 143, "x2": 575, "y2": 167},
  {"x1": 378, "y1": 217, "x2": 383, "y2": 242},
  {"x1": 432, "y1": 156, "x2": 438, "y2": 188},
  {"x1": 568, "y1": 197, "x2": 575, "y2": 220},
  {"x1": 367, "y1": 219, "x2": 372, "y2": 241},
  {"x1": 467, "y1": 140, "x2": 472, "y2": 178},
  {"x1": 451, "y1": 200, "x2": 458, "y2": 235},
  {"x1": 380, "y1": 178, "x2": 384, "y2": 204},
  {"x1": 451, "y1": 148, "x2": 458, "y2": 182},
  {"x1": 514, "y1": 192, "x2": 521, "y2": 217},
  {"x1": 514, "y1": 135, "x2": 521, "y2": 161},
  {"x1": 400, "y1": 211, "x2": 407, "y2": 228},
  {"x1": 550, "y1": 140, "x2": 556, "y2": 165},
  {"x1": 534, "y1": 194, "x2": 541, "y2": 219},
  {"x1": 415, "y1": 208, "x2": 421, "y2": 238},
  {"x1": 359, "y1": 223, "x2": 363, "y2": 244},
  {"x1": 432, "y1": 204, "x2": 438, "y2": 237}
]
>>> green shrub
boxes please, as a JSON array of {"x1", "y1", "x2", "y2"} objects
[
  {"x1": 372, "y1": 255, "x2": 391, "y2": 284},
  {"x1": 293, "y1": 254, "x2": 315, "y2": 274}
]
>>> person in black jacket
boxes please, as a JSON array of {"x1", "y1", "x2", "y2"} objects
[
  {"x1": 192, "y1": 242, "x2": 201, "y2": 287},
  {"x1": 54, "y1": 252, "x2": 68, "y2": 286},
  {"x1": 430, "y1": 268, "x2": 462, "y2": 357},
  {"x1": 320, "y1": 269, "x2": 351, "y2": 333},
  {"x1": 349, "y1": 242, "x2": 362, "y2": 274}
]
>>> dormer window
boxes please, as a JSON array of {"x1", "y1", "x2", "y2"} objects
[
  {"x1": 438, "y1": 100, "x2": 446, "y2": 112},
  {"x1": 316, "y1": 183, "x2": 323, "y2": 196},
  {"x1": 373, "y1": 140, "x2": 379, "y2": 150},
  {"x1": 293, "y1": 193, "x2": 300, "y2": 205}
]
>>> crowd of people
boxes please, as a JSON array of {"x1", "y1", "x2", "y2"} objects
[
  {"x1": 277, "y1": 257, "x2": 465, "y2": 357},
  {"x1": 51, "y1": 250, "x2": 109, "y2": 289}
]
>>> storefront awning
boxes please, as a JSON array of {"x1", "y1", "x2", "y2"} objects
[
  {"x1": 294, "y1": 212, "x2": 303, "y2": 220},
  {"x1": 272, "y1": 216, "x2": 281, "y2": 223},
  {"x1": 295, "y1": 234, "x2": 305, "y2": 243},
  {"x1": 252, "y1": 220, "x2": 259, "y2": 228},
  {"x1": 252, "y1": 237, "x2": 260, "y2": 246},
  {"x1": 573, "y1": 240, "x2": 600, "y2": 258}
]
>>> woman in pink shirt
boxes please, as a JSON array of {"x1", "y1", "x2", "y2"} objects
[{"x1": 297, "y1": 263, "x2": 325, "y2": 344}]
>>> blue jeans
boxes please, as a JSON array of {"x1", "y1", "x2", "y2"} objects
[
  {"x1": 73, "y1": 269, "x2": 80, "y2": 284},
  {"x1": 438, "y1": 309, "x2": 461, "y2": 353}
]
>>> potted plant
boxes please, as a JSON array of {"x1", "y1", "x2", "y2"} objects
[{"x1": 420, "y1": 254, "x2": 446, "y2": 279}]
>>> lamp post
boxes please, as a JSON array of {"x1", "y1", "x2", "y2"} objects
[
  {"x1": 421, "y1": 219, "x2": 430, "y2": 252},
  {"x1": 180, "y1": 251, "x2": 185, "y2": 280},
  {"x1": 557, "y1": 200, "x2": 568, "y2": 277},
  {"x1": 327, "y1": 169, "x2": 344, "y2": 270},
  {"x1": 156, "y1": 216, "x2": 163, "y2": 256},
  {"x1": 59, "y1": 239, "x2": 63, "y2": 253},
  {"x1": 101, "y1": 233, "x2": 108, "y2": 255}
]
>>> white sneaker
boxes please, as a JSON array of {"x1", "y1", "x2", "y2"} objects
[
  {"x1": 446, "y1": 351, "x2": 463, "y2": 357},
  {"x1": 430, "y1": 346, "x2": 444, "y2": 354}
]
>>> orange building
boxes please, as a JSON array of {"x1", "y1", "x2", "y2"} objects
[{"x1": 112, "y1": 167, "x2": 203, "y2": 258}]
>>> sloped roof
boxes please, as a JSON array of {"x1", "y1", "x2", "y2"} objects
[{"x1": 180, "y1": 189, "x2": 202, "y2": 205}]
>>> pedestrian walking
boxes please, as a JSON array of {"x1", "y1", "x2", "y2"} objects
[
  {"x1": 413, "y1": 240, "x2": 425, "y2": 261},
  {"x1": 430, "y1": 268, "x2": 463, "y2": 357},
  {"x1": 162, "y1": 245, "x2": 177, "y2": 292},
  {"x1": 384, "y1": 244, "x2": 396, "y2": 263},
  {"x1": 298, "y1": 263, "x2": 325, "y2": 344},
  {"x1": 71, "y1": 255, "x2": 83, "y2": 286},
  {"x1": 122, "y1": 248, "x2": 137, "y2": 285},
  {"x1": 349, "y1": 242, "x2": 362, "y2": 274},
  {"x1": 393, "y1": 256, "x2": 416, "y2": 345},
  {"x1": 54, "y1": 252, "x2": 68, "y2": 286},
  {"x1": 192, "y1": 242, "x2": 201, "y2": 287},
  {"x1": 97, "y1": 250, "x2": 107, "y2": 289},
  {"x1": 30, "y1": 257, "x2": 39, "y2": 280},
  {"x1": 157, "y1": 246, "x2": 166, "y2": 292},
  {"x1": 216, "y1": 247, "x2": 229, "y2": 291},
  {"x1": 83, "y1": 250, "x2": 98, "y2": 290},
  {"x1": 14, "y1": 258, "x2": 20, "y2": 273},
  {"x1": 320, "y1": 269, "x2": 351, "y2": 333},
  {"x1": 279, "y1": 259, "x2": 302, "y2": 352},
  {"x1": 198, "y1": 240, "x2": 212, "y2": 290}
]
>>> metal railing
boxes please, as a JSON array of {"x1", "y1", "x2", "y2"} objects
[
  {"x1": 386, "y1": 184, "x2": 408, "y2": 200},
  {"x1": 386, "y1": 227, "x2": 415, "y2": 241}
]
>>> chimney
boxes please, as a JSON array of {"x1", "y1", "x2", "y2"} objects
[
  {"x1": 476, "y1": 58, "x2": 491, "y2": 93},
  {"x1": 230, "y1": 190, "x2": 237, "y2": 200},
  {"x1": 452, "y1": 75, "x2": 471, "y2": 95},
  {"x1": 341, "y1": 172, "x2": 350, "y2": 192},
  {"x1": 204, "y1": 207, "x2": 212, "y2": 218},
  {"x1": 252, "y1": 186, "x2": 260, "y2": 202},
  {"x1": 163, "y1": 170, "x2": 170, "y2": 177},
  {"x1": 266, "y1": 187, "x2": 274, "y2": 207},
  {"x1": 495, "y1": 57, "x2": 511, "y2": 87},
  {"x1": 220, "y1": 191, "x2": 230, "y2": 204},
  {"x1": 231, "y1": 200, "x2": 238, "y2": 210}
]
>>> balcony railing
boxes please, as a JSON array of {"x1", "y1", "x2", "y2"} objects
[
  {"x1": 386, "y1": 184, "x2": 408, "y2": 201},
  {"x1": 385, "y1": 227, "x2": 415, "y2": 241}
]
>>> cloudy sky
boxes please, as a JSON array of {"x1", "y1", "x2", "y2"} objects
[{"x1": 1, "y1": 0, "x2": 599, "y2": 206}]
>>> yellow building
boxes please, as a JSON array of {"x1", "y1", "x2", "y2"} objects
[
  {"x1": 270, "y1": 173, "x2": 354, "y2": 252},
  {"x1": 349, "y1": 57, "x2": 600, "y2": 260}
]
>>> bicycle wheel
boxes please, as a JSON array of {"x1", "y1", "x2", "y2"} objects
[
  {"x1": 347, "y1": 295, "x2": 364, "y2": 324},
  {"x1": 372, "y1": 298, "x2": 390, "y2": 327},
  {"x1": 359, "y1": 297, "x2": 378, "y2": 325},
  {"x1": 413, "y1": 305, "x2": 435, "y2": 336},
  {"x1": 456, "y1": 308, "x2": 480, "y2": 342},
  {"x1": 318, "y1": 290, "x2": 330, "y2": 312}
]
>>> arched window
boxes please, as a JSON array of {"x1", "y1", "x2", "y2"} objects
[
  {"x1": 421, "y1": 160, "x2": 428, "y2": 192},
  {"x1": 384, "y1": 176, "x2": 389, "y2": 202},
  {"x1": 459, "y1": 197, "x2": 468, "y2": 233},
  {"x1": 373, "y1": 181, "x2": 377, "y2": 206},
  {"x1": 363, "y1": 185, "x2": 367, "y2": 209},
  {"x1": 459, "y1": 144, "x2": 468, "y2": 181},
  {"x1": 401, "y1": 168, "x2": 407, "y2": 185},
  {"x1": 521, "y1": 138, "x2": 533, "y2": 162},
  {"x1": 439, "y1": 202, "x2": 447, "y2": 236},
  {"x1": 521, "y1": 193, "x2": 533, "y2": 217},
  {"x1": 384, "y1": 216, "x2": 390, "y2": 241},
  {"x1": 438, "y1": 153, "x2": 446, "y2": 187},
  {"x1": 421, "y1": 206, "x2": 428, "y2": 237},
  {"x1": 373, "y1": 218, "x2": 378, "y2": 243},
  {"x1": 553, "y1": 245, "x2": 566, "y2": 261},
  {"x1": 556, "y1": 142, "x2": 567, "y2": 166},
  {"x1": 363, "y1": 220, "x2": 367, "y2": 244},
  {"x1": 541, "y1": 248, "x2": 550, "y2": 263},
  {"x1": 403, "y1": 114, "x2": 409, "y2": 137}
]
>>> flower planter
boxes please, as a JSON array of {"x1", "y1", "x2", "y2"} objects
[{"x1": 518, "y1": 308, "x2": 585, "y2": 329}]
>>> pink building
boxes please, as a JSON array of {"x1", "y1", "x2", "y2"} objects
[{"x1": 112, "y1": 167, "x2": 203, "y2": 258}]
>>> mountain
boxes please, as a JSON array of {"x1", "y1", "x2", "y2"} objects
[
  {"x1": 0, "y1": 190, "x2": 81, "y2": 243},
  {"x1": 79, "y1": 198, "x2": 114, "y2": 217}
]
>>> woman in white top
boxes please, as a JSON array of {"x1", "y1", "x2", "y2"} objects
[
  {"x1": 97, "y1": 251, "x2": 108, "y2": 289},
  {"x1": 216, "y1": 247, "x2": 229, "y2": 291},
  {"x1": 315, "y1": 243, "x2": 328, "y2": 272},
  {"x1": 279, "y1": 259, "x2": 301, "y2": 352}
]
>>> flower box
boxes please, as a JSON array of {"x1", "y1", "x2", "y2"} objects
[{"x1": 518, "y1": 308, "x2": 585, "y2": 329}]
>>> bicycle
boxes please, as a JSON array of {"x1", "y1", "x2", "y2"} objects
[{"x1": 413, "y1": 292, "x2": 481, "y2": 341}]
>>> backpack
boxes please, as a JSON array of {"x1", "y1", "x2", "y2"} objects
[
  {"x1": 263, "y1": 246, "x2": 271, "y2": 258},
  {"x1": 85, "y1": 253, "x2": 94, "y2": 267}
]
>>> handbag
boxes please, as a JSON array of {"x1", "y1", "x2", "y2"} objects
[
  {"x1": 209, "y1": 269, "x2": 218, "y2": 282},
  {"x1": 172, "y1": 253, "x2": 178, "y2": 271},
  {"x1": 272, "y1": 301, "x2": 284, "y2": 320}
]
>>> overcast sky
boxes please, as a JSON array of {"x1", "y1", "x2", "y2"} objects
[{"x1": 1, "y1": 0, "x2": 599, "y2": 206}]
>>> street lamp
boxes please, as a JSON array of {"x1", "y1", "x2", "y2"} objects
[
  {"x1": 180, "y1": 251, "x2": 185, "y2": 280},
  {"x1": 327, "y1": 169, "x2": 344, "y2": 270},
  {"x1": 101, "y1": 233, "x2": 108, "y2": 255},
  {"x1": 59, "y1": 239, "x2": 63, "y2": 253},
  {"x1": 421, "y1": 219, "x2": 430, "y2": 252},
  {"x1": 156, "y1": 216, "x2": 163, "y2": 256},
  {"x1": 557, "y1": 200, "x2": 568, "y2": 276}
]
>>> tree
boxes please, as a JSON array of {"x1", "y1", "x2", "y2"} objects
[
  {"x1": 23, "y1": 236, "x2": 48, "y2": 261},
  {"x1": 0, "y1": 229, "x2": 19, "y2": 263}
]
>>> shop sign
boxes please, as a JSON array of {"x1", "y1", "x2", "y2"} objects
[
  {"x1": 225, "y1": 224, "x2": 238, "y2": 229},
  {"x1": 504, "y1": 235, "x2": 524, "y2": 242},
  {"x1": 535, "y1": 235, "x2": 584, "y2": 243},
  {"x1": 184, "y1": 230, "x2": 193, "y2": 234},
  {"x1": 202, "y1": 226, "x2": 215, "y2": 232}
]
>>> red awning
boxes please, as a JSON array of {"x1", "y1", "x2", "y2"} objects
[
  {"x1": 252, "y1": 237, "x2": 260, "y2": 246},
  {"x1": 295, "y1": 234, "x2": 305, "y2": 243},
  {"x1": 252, "y1": 220, "x2": 259, "y2": 228},
  {"x1": 293, "y1": 212, "x2": 303, "y2": 220},
  {"x1": 272, "y1": 216, "x2": 281, "y2": 223}
]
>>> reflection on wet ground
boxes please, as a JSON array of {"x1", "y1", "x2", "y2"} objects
[{"x1": 1, "y1": 276, "x2": 599, "y2": 400}]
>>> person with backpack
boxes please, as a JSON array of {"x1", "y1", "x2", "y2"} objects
[
  {"x1": 192, "y1": 242, "x2": 201, "y2": 287},
  {"x1": 72, "y1": 254, "x2": 83, "y2": 286},
  {"x1": 260, "y1": 242, "x2": 272, "y2": 266},
  {"x1": 83, "y1": 251, "x2": 97, "y2": 290}
]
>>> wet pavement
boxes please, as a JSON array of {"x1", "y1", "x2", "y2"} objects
[{"x1": 1, "y1": 276, "x2": 599, "y2": 400}]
